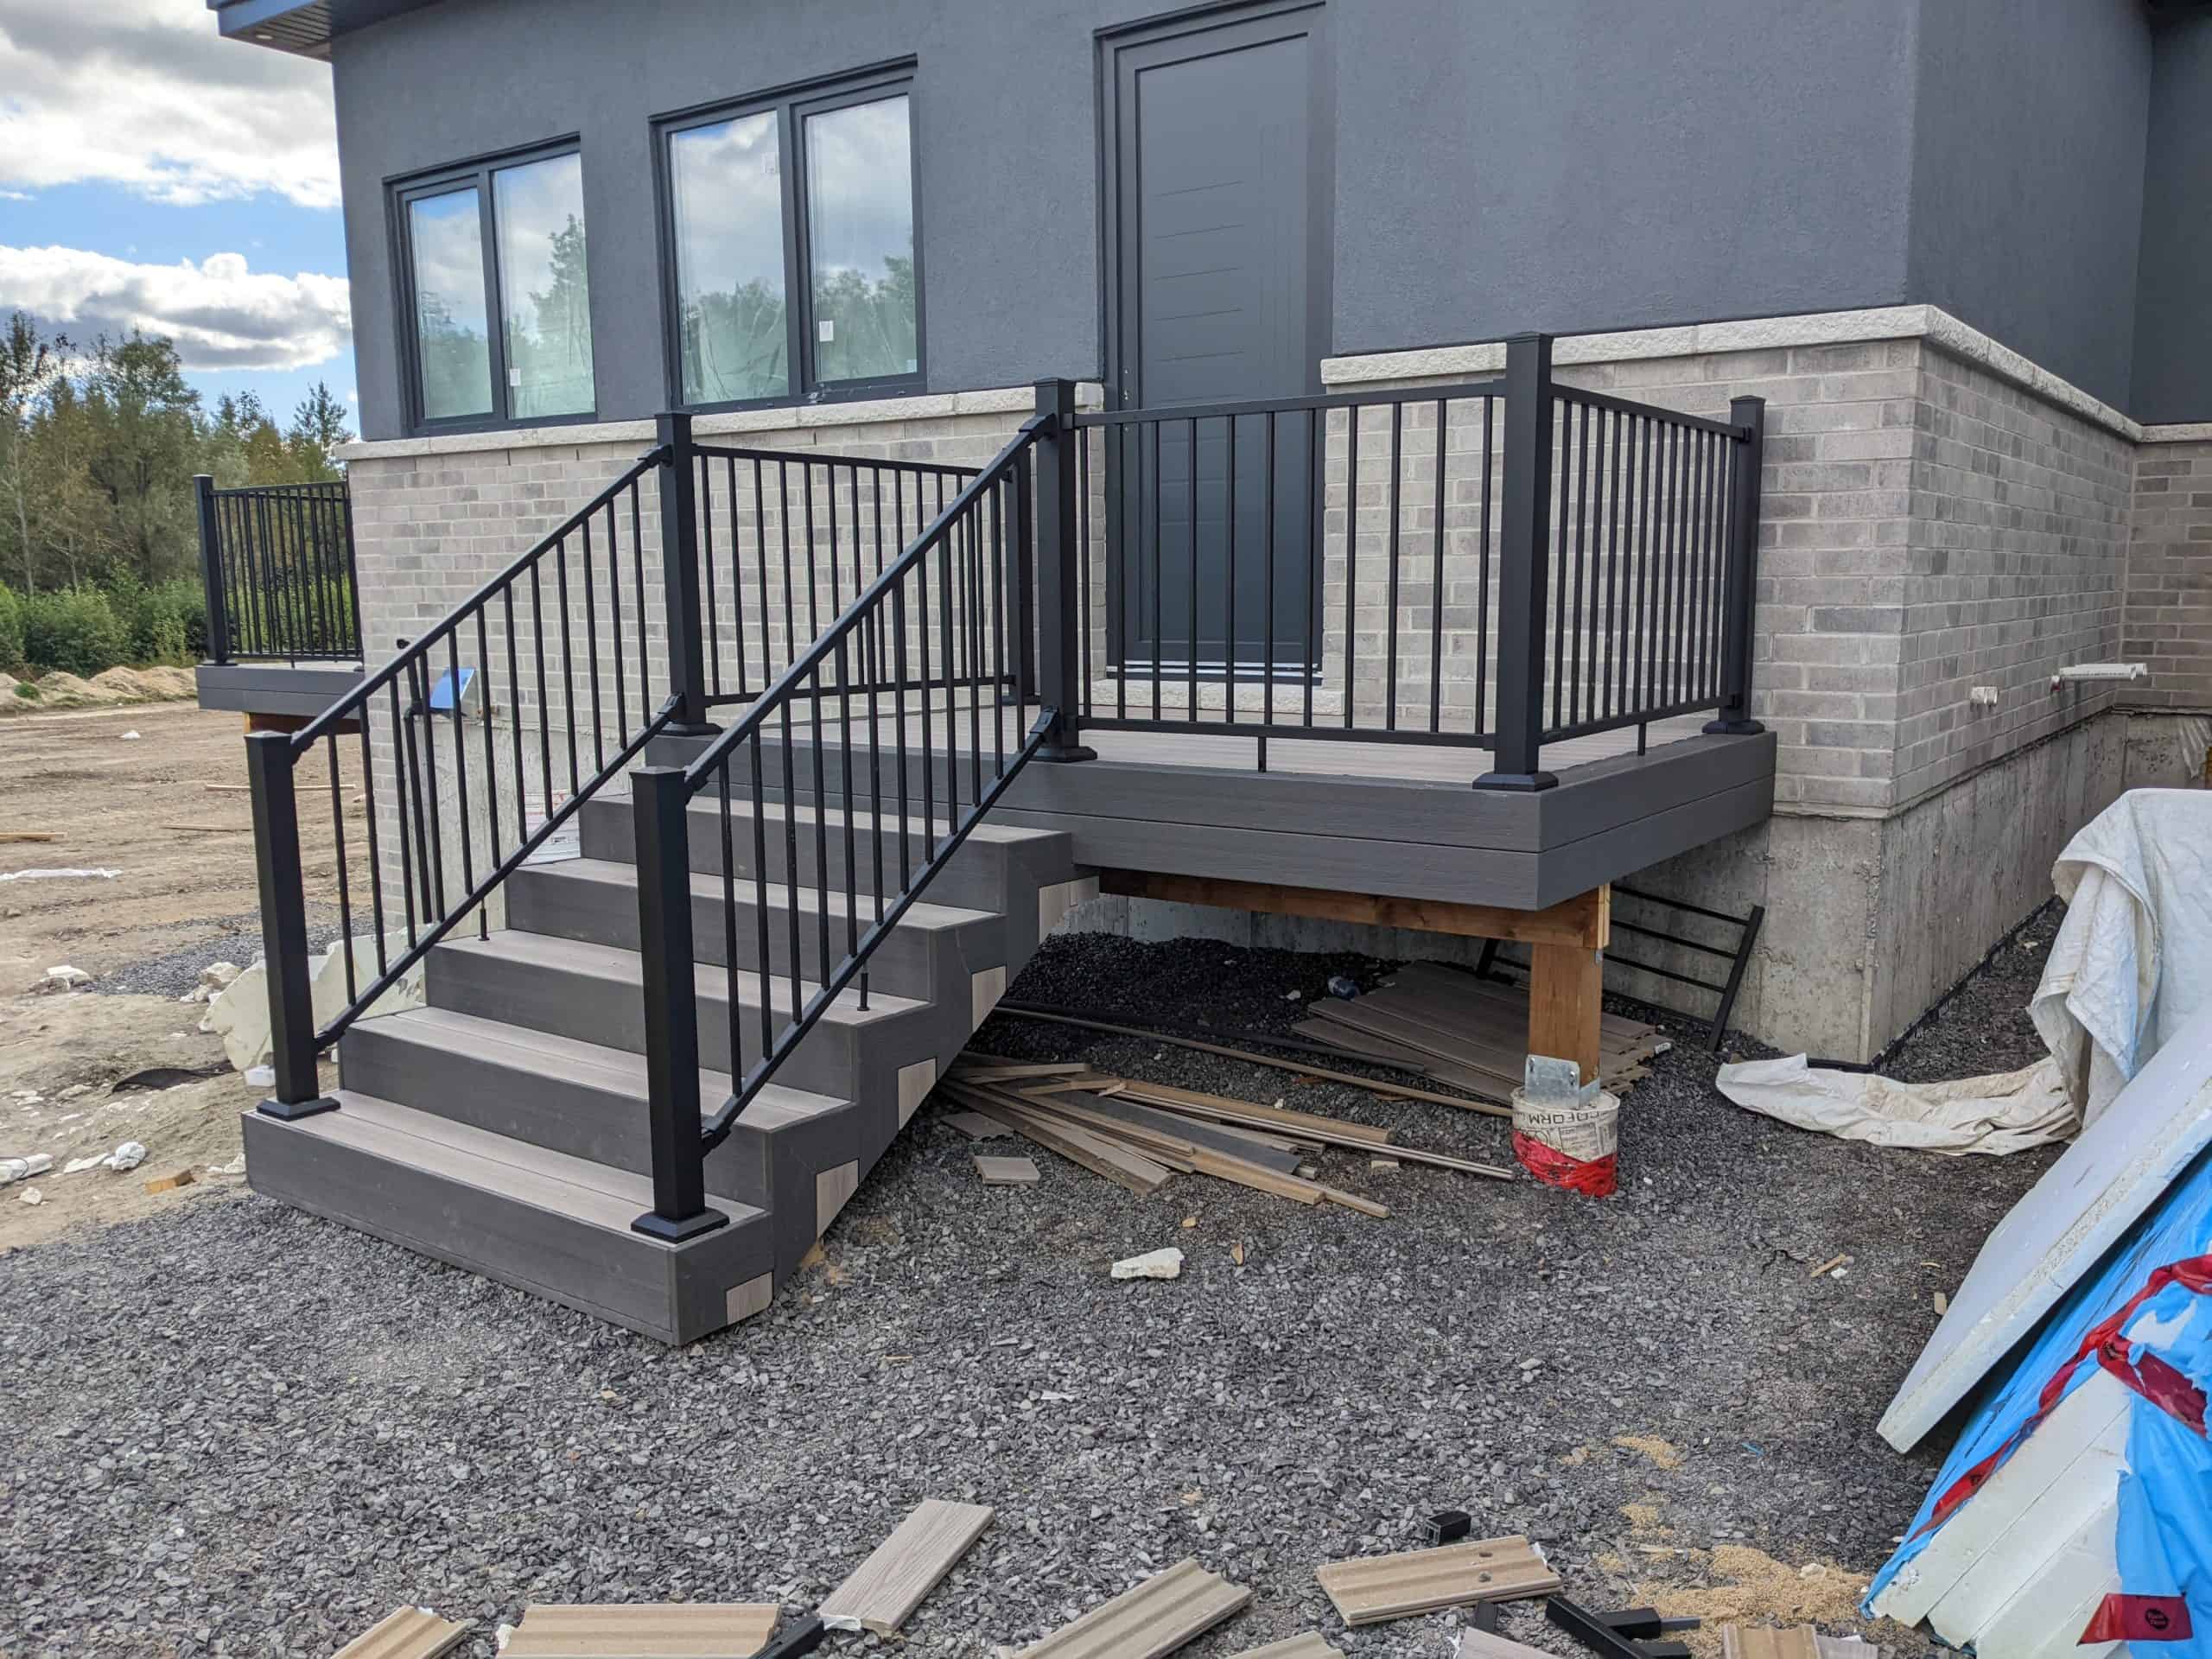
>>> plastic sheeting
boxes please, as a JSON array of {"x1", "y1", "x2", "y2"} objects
[
  {"x1": 1867, "y1": 1138, "x2": 2212, "y2": 1653},
  {"x1": 1720, "y1": 790, "x2": 2212, "y2": 1154},
  {"x1": 1714, "y1": 1053, "x2": 2076, "y2": 1157},
  {"x1": 2035, "y1": 790, "x2": 2212, "y2": 1129}
]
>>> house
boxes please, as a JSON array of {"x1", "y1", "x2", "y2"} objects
[{"x1": 207, "y1": 0, "x2": 2212, "y2": 1339}]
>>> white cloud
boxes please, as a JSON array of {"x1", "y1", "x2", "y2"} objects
[
  {"x1": 0, "y1": 0, "x2": 339, "y2": 207},
  {"x1": 0, "y1": 245, "x2": 350, "y2": 371}
]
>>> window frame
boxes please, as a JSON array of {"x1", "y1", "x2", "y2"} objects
[
  {"x1": 652, "y1": 61, "x2": 925, "y2": 415},
  {"x1": 388, "y1": 137, "x2": 599, "y2": 438}
]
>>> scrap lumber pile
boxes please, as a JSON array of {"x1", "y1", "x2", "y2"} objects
[
  {"x1": 1294, "y1": 963, "x2": 1668, "y2": 1103},
  {"x1": 939, "y1": 1054, "x2": 1512, "y2": 1219}
]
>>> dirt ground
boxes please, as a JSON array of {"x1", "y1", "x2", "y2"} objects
[{"x1": 0, "y1": 701, "x2": 353, "y2": 1249}]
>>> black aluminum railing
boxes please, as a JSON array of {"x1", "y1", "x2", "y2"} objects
[
  {"x1": 626, "y1": 417, "x2": 1052, "y2": 1238},
  {"x1": 194, "y1": 476, "x2": 361, "y2": 663},
  {"x1": 1063, "y1": 334, "x2": 1764, "y2": 784},
  {"x1": 243, "y1": 334, "x2": 1768, "y2": 1217},
  {"x1": 242, "y1": 435, "x2": 689, "y2": 1118}
]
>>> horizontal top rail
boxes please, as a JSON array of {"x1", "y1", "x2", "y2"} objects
[
  {"x1": 677, "y1": 417, "x2": 1046, "y2": 798},
  {"x1": 1554, "y1": 385, "x2": 1753, "y2": 439},
  {"x1": 289, "y1": 447, "x2": 665, "y2": 753},
  {"x1": 1071, "y1": 378, "x2": 1509, "y2": 428},
  {"x1": 690, "y1": 440, "x2": 979, "y2": 480},
  {"x1": 209, "y1": 480, "x2": 349, "y2": 500}
]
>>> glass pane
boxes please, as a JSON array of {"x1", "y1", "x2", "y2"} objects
[
  {"x1": 493, "y1": 153, "x2": 594, "y2": 419},
  {"x1": 804, "y1": 94, "x2": 917, "y2": 385},
  {"x1": 408, "y1": 188, "x2": 493, "y2": 421},
  {"x1": 669, "y1": 111, "x2": 789, "y2": 404}
]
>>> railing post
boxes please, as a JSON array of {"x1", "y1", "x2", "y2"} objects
[
  {"x1": 1033, "y1": 378, "x2": 1096, "y2": 762},
  {"x1": 630, "y1": 765, "x2": 727, "y2": 1242},
  {"x1": 194, "y1": 474, "x2": 232, "y2": 665},
  {"x1": 656, "y1": 412, "x2": 718, "y2": 738},
  {"x1": 1475, "y1": 333, "x2": 1558, "y2": 791},
  {"x1": 245, "y1": 731, "x2": 338, "y2": 1120},
  {"x1": 1007, "y1": 443, "x2": 1037, "y2": 707},
  {"x1": 1704, "y1": 395, "x2": 1768, "y2": 737}
]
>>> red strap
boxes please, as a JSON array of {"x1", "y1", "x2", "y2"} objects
[
  {"x1": 2079, "y1": 1592, "x2": 2191, "y2": 1643},
  {"x1": 1510, "y1": 1130, "x2": 1617, "y2": 1197},
  {"x1": 1916, "y1": 1253, "x2": 2212, "y2": 1540}
]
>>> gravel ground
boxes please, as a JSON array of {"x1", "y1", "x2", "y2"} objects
[
  {"x1": 0, "y1": 930, "x2": 2064, "y2": 1658},
  {"x1": 92, "y1": 910, "x2": 346, "y2": 1001}
]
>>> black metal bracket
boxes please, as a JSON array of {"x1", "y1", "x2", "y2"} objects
[
  {"x1": 1546, "y1": 1596, "x2": 1697, "y2": 1659},
  {"x1": 754, "y1": 1616, "x2": 825, "y2": 1659},
  {"x1": 1474, "y1": 885, "x2": 1764, "y2": 1052}
]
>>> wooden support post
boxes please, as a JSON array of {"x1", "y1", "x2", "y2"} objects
[{"x1": 1527, "y1": 940, "x2": 1604, "y2": 1083}]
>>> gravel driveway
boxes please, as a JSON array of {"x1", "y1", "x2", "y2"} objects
[{"x1": 0, "y1": 925, "x2": 2063, "y2": 1658}]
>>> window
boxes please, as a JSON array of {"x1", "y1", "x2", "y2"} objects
[
  {"x1": 660, "y1": 70, "x2": 920, "y2": 409},
  {"x1": 395, "y1": 146, "x2": 595, "y2": 430}
]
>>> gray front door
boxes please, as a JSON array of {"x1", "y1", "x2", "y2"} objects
[{"x1": 1104, "y1": 4, "x2": 1328, "y2": 675}]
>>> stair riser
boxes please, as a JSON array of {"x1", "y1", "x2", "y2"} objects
[
  {"x1": 244, "y1": 1111, "x2": 773, "y2": 1344},
  {"x1": 506, "y1": 864, "x2": 995, "y2": 1003},
  {"x1": 577, "y1": 795, "x2": 1016, "y2": 913},
  {"x1": 650, "y1": 734, "x2": 1011, "y2": 817},
  {"x1": 421, "y1": 940, "x2": 956, "y2": 1153},
  {"x1": 340, "y1": 1021, "x2": 865, "y2": 1217}
]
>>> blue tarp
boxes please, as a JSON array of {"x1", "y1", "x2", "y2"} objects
[{"x1": 1869, "y1": 1141, "x2": 2212, "y2": 1649}]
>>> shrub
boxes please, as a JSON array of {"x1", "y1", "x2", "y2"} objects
[
  {"x1": 0, "y1": 581, "x2": 22, "y2": 671},
  {"x1": 19, "y1": 587, "x2": 127, "y2": 677},
  {"x1": 111, "y1": 577, "x2": 203, "y2": 666}
]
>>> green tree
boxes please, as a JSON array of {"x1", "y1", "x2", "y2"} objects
[
  {"x1": 285, "y1": 381, "x2": 352, "y2": 479},
  {"x1": 0, "y1": 312, "x2": 69, "y2": 593},
  {"x1": 79, "y1": 334, "x2": 202, "y2": 584}
]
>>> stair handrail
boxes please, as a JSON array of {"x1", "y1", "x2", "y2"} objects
[
  {"x1": 628, "y1": 413, "x2": 1061, "y2": 1239},
  {"x1": 248, "y1": 438, "x2": 684, "y2": 1122}
]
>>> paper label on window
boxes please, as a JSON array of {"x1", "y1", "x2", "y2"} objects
[{"x1": 817, "y1": 319, "x2": 835, "y2": 342}]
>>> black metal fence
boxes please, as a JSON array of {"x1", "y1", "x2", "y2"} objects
[
  {"x1": 628, "y1": 419, "x2": 1050, "y2": 1240},
  {"x1": 1060, "y1": 334, "x2": 1764, "y2": 782},
  {"x1": 194, "y1": 475, "x2": 361, "y2": 663},
  {"x1": 241, "y1": 438, "x2": 681, "y2": 1118},
  {"x1": 241, "y1": 334, "x2": 1770, "y2": 1222}
]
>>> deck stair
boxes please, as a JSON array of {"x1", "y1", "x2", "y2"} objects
[{"x1": 245, "y1": 787, "x2": 1094, "y2": 1342}]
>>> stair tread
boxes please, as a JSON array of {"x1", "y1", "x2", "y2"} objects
[
  {"x1": 287, "y1": 1091, "x2": 766, "y2": 1237},
  {"x1": 434, "y1": 928, "x2": 926, "y2": 1022},
  {"x1": 531, "y1": 856, "x2": 997, "y2": 931},
  {"x1": 354, "y1": 1006, "x2": 852, "y2": 1122},
  {"x1": 605, "y1": 785, "x2": 1061, "y2": 847}
]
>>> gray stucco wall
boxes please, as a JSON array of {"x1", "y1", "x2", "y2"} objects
[
  {"x1": 1907, "y1": 0, "x2": 2152, "y2": 412},
  {"x1": 328, "y1": 0, "x2": 2198, "y2": 440},
  {"x1": 2133, "y1": 11, "x2": 2212, "y2": 425}
]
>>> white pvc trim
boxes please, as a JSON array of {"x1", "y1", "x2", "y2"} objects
[
  {"x1": 334, "y1": 382, "x2": 1103, "y2": 463},
  {"x1": 1324, "y1": 305, "x2": 2153, "y2": 443}
]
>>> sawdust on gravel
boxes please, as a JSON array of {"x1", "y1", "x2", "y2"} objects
[
  {"x1": 1601, "y1": 1500, "x2": 1917, "y2": 1656},
  {"x1": 1611, "y1": 1433, "x2": 1688, "y2": 1470}
]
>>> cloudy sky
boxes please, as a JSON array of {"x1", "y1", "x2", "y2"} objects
[{"x1": 0, "y1": 0, "x2": 353, "y2": 425}]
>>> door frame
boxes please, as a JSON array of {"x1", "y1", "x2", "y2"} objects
[{"x1": 1095, "y1": 0, "x2": 1334, "y2": 678}]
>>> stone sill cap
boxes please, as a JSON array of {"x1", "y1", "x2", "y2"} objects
[
  {"x1": 1324, "y1": 305, "x2": 2207, "y2": 446},
  {"x1": 336, "y1": 382, "x2": 1105, "y2": 463}
]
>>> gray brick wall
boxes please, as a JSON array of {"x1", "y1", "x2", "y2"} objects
[{"x1": 2124, "y1": 438, "x2": 2212, "y2": 713}]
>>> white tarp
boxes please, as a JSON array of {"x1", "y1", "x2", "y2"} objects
[
  {"x1": 2031, "y1": 789, "x2": 2212, "y2": 1128},
  {"x1": 1719, "y1": 789, "x2": 2212, "y2": 1154},
  {"x1": 201, "y1": 931, "x2": 425, "y2": 1072},
  {"x1": 1713, "y1": 1052, "x2": 2076, "y2": 1156}
]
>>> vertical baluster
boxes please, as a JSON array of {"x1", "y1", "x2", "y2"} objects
[
  {"x1": 778, "y1": 462, "x2": 796, "y2": 683},
  {"x1": 1429, "y1": 398, "x2": 1447, "y2": 734},
  {"x1": 630, "y1": 486, "x2": 648, "y2": 725},
  {"x1": 477, "y1": 609, "x2": 500, "y2": 873},
  {"x1": 580, "y1": 515, "x2": 605, "y2": 772},
  {"x1": 893, "y1": 578, "x2": 912, "y2": 891},
  {"x1": 1344, "y1": 403, "x2": 1360, "y2": 728},
  {"x1": 736, "y1": 731, "x2": 766, "y2": 1074},
  {"x1": 447, "y1": 631, "x2": 475, "y2": 932},
  {"x1": 1185, "y1": 416, "x2": 1199, "y2": 723},
  {"x1": 1262, "y1": 410, "x2": 1276, "y2": 734},
  {"x1": 1306, "y1": 408, "x2": 1320, "y2": 731},
  {"x1": 1550, "y1": 398, "x2": 1573, "y2": 735},
  {"x1": 1385, "y1": 400, "x2": 1402, "y2": 731},
  {"x1": 810, "y1": 662, "x2": 831, "y2": 994},
  {"x1": 718, "y1": 762, "x2": 739, "y2": 1076},
  {"x1": 414, "y1": 651, "x2": 448, "y2": 918},
  {"x1": 1116, "y1": 424, "x2": 1129, "y2": 723},
  {"x1": 1477, "y1": 396, "x2": 1494, "y2": 739},
  {"x1": 1603, "y1": 407, "x2": 1624, "y2": 724},
  {"x1": 779, "y1": 693, "x2": 802, "y2": 1028},
  {"x1": 356, "y1": 693, "x2": 386, "y2": 978},
  {"x1": 554, "y1": 538, "x2": 580, "y2": 791},
  {"x1": 503, "y1": 590, "x2": 524, "y2": 861},
  {"x1": 700, "y1": 453, "x2": 722, "y2": 701},
  {"x1": 327, "y1": 736, "x2": 356, "y2": 1005},
  {"x1": 389, "y1": 680, "x2": 419, "y2": 948},
  {"x1": 528, "y1": 564, "x2": 554, "y2": 829},
  {"x1": 728, "y1": 457, "x2": 747, "y2": 698}
]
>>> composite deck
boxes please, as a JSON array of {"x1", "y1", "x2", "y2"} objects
[{"x1": 653, "y1": 703, "x2": 1776, "y2": 912}]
